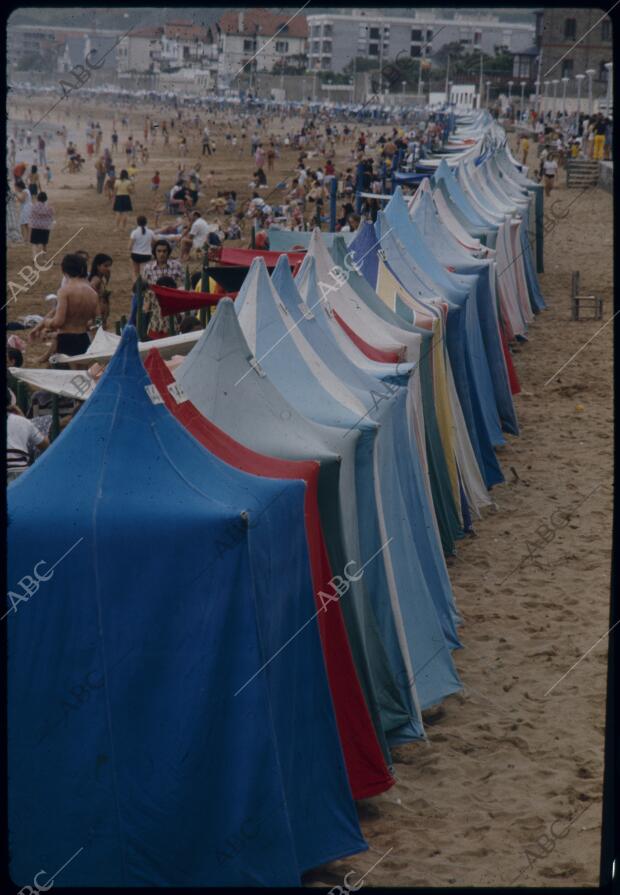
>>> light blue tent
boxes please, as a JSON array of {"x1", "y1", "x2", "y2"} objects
[
  {"x1": 175, "y1": 300, "x2": 420, "y2": 749},
  {"x1": 235, "y1": 259, "x2": 462, "y2": 721},
  {"x1": 283, "y1": 255, "x2": 463, "y2": 649},
  {"x1": 268, "y1": 228, "x2": 355, "y2": 251},
  {"x1": 409, "y1": 180, "x2": 519, "y2": 436},
  {"x1": 350, "y1": 214, "x2": 505, "y2": 490}
]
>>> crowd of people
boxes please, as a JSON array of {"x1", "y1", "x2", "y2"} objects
[
  {"x1": 516, "y1": 108, "x2": 612, "y2": 196},
  {"x1": 7, "y1": 89, "x2": 611, "y2": 480}
]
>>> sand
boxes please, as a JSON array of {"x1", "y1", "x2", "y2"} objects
[{"x1": 7, "y1": 99, "x2": 613, "y2": 888}]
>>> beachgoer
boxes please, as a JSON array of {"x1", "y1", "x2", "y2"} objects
[
  {"x1": 28, "y1": 192, "x2": 54, "y2": 259},
  {"x1": 129, "y1": 216, "x2": 156, "y2": 278},
  {"x1": 88, "y1": 254, "x2": 114, "y2": 329}
]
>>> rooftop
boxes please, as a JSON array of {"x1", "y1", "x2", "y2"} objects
[{"x1": 219, "y1": 8, "x2": 308, "y2": 39}]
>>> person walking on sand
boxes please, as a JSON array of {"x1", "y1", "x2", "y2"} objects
[
  {"x1": 520, "y1": 135, "x2": 530, "y2": 166},
  {"x1": 15, "y1": 179, "x2": 32, "y2": 241},
  {"x1": 28, "y1": 192, "x2": 54, "y2": 260},
  {"x1": 129, "y1": 215, "x2": 156, "y2": 278},
  {"x1": 113, "y1": 169, "x2": 134, "y2": 230},
  {"x1": 543, "y1": 153, "x2": 558, "y2": 197}
]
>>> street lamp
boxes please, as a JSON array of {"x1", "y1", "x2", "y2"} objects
[
  {"x1": 402, "y1": 80, "x2": 406, "y2": 95},
  {"x1": 543, "y1": 79, "x2": 550, "y2": 117},
  {"x1": 561, "y1": 76, "x2": 569, "y2": 116},
  {"x1": 586, "y1": 68, "x2": 595, "y2": 116},
  {"x1": 534, "y1": 77, "x2": 541, "y2": 115},
  {"x1": 486, "y1": 79, "x2": 491, "y2": 106},
  {"x1": 604, "y1": 62, "x2": 613, "y2": 116},
  {"x1": 551, "y1": 78, "x2": 559, "y2": 117},
  {"x1": 448, "y1": 80, "x2": 453, "y2": 106},
  {"x1": 575, "y1": 73, "x2": 585, "y2": 116},
  {"x1": 508, "y1": 80, "x2": 513, "y2": 103}
]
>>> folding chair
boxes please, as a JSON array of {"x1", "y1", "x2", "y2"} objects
[{"x1": 571, "y1": 271, "x2": 603, "y2": 321}]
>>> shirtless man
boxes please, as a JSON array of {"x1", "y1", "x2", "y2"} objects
[{"x1": 29, "y1": 254, "x2": 98, "y2": 364}]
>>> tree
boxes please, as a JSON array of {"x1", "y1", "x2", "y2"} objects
[
  {"x1": 344, "y1": 56, "x2": 380, "y2": 74},
  {"x1": 432, "y1": 40, "x2": 467, "y2": 68},
  {"x1": 16, "y1": 50, "x2": 54, "y2": 72}
]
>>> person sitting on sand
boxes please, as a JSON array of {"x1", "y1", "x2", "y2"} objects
[{"x1": 7, "y1": 388, "x2": 49, "y2": 483}]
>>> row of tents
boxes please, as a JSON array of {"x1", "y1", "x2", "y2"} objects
[{"x1": 8, "y1": 111, "x2": 545, "y2": 886}]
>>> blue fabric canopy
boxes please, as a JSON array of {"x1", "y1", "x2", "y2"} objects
[{"x1": 8, "y1": 327, "x2": 366, "y2": 886}]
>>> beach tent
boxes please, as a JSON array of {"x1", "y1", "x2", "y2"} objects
[
  {"x1": 369, "y1": 210, "x2": 505, "y2": 490},
  {"x1": 235, "y1": 259, "x2": 462, "y2": 712},
  {"x1": 268, "y1": 229, "x2": 355, "y2": 252},
  {"x1": 409, "y1": 179, "x2": 519, "y2": 436},
  {"x1": 143, "y1": 348, "x2": 393, "y2": 800},
  {"x1": 329, "y1": 231, "x2": 492, "y2": 521},
  {"x1": 8, "y1": 328, "x2": 366, "y2": 886},
  {"x1": 344, "y1": 220, "x2": 492, "y2": 527},
  {"x1": 175, "y1": 300, "x2": 421, "y2": 749},
  {"x1": 283, "y1": 256, "x2": 463, "y2": 650}
]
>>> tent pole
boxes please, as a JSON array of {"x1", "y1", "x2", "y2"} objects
[
  {"x1": 136, "y1": 275, "x2": 145, "y2": 340},
  {"x1": 51, "y1": 395, "x2": 60, "y2": 441}
]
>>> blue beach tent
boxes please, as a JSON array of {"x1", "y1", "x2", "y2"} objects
[{"x1": 8, "y1": 327, "x2": 366, "y2": 887}]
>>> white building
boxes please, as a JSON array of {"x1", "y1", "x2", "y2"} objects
[
  {"x1": 307, "y1": 10, "x2": 535, "y2": 73},
  {"x1": 117, "y1": 25, "x2": 163, "y2": 75},
  {"x1": 160, "y1": 21, "x2": 212, "y2": 71},
  {"x1": 218, "y1": 8, "x2": 308, "y2": 88}
]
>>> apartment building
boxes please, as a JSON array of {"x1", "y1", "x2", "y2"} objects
[
  {"x1": 538, "y1": 8, "x2": 612, "y2": 87},
  {"x1": 218, "y1": 8, "x2": 308, "y2": 87},
  {"x1": 116, "y1": 25, "x2": 163, "y2": 75},
  {"x1": 307, "y1": 10, "x2": 535, "y2": 73}
]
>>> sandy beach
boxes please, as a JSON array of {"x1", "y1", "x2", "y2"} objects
[{"x1": 7, "y1": 97, "x2": 614, "y2": 888}]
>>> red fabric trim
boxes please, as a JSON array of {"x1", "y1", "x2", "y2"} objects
[
  {"x1": 500, "y1": 322, "x2": 521, "y2": 395},
  {"x1": 144, "y1": 349, "x2": 394, "y2": 799},
  {"x1": 218, "y1": 247, "x2": 305, "y2": 268},
  {"x1": 152, "y1": 284, "x2": 233, "y2": 315},
  {"x1": 333, "y1": 310, "x2": 404, "y2": 363}
]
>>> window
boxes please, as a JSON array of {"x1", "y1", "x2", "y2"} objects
[
  {"x1": 275, "y1": 40, "x2": 289, "y2": 53},
  {"x1": 426, "y1": 29, "x2": 433, "y2": 41},
  {"x1": 243, "y1": 39, "x2": 255, "y2": 51},
  {"x1": 602, "y1": 18, "x2": 611, "y2": 40},
  {"x1": 564, "y1": 18, "x2": 576, "y2": 40},
  {"x1": 474, "y1": 31, "x2": 482, "y2": 46},
  {"x1": 311, "y1": 40, "x2": 320, "y2": 53},
  {"x1": 369, "y1": 27, "x2": 380, "y2": 39},
  {"x1": 516, "y1": 58, "x2": 530, "y2": 78},
  {"x1": 561, "y1": 59, "x2": 573, "y2": 78},
  {"x1": 323, "y1": 24, "x2": 332, "y2": 36},
  {"x1": 410, "y1": 45, "x2": 421, "y2": 57},
  {"x1": 411, "y1": 28, "x2": 423, "y2": 41},
  {"x1": 368, "y1": 43, "x2": 379, "y2": 56}
]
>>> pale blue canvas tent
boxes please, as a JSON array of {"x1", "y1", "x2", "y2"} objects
[
  {"x1": 409, "y1": 180, "x2": 519, "y2": 436},
  {"x1": 175, "y1": 300, "x2": 421, "y2": 748},
  {"x1": 283, "y1": 256, "x2": 463, "y2": 650},
  {"x1": 235, "y1": 258, "x2": 462, "y2": 718},
  {"x1": 350, "y1": 214, "x2": 505, "y2": 490}
]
